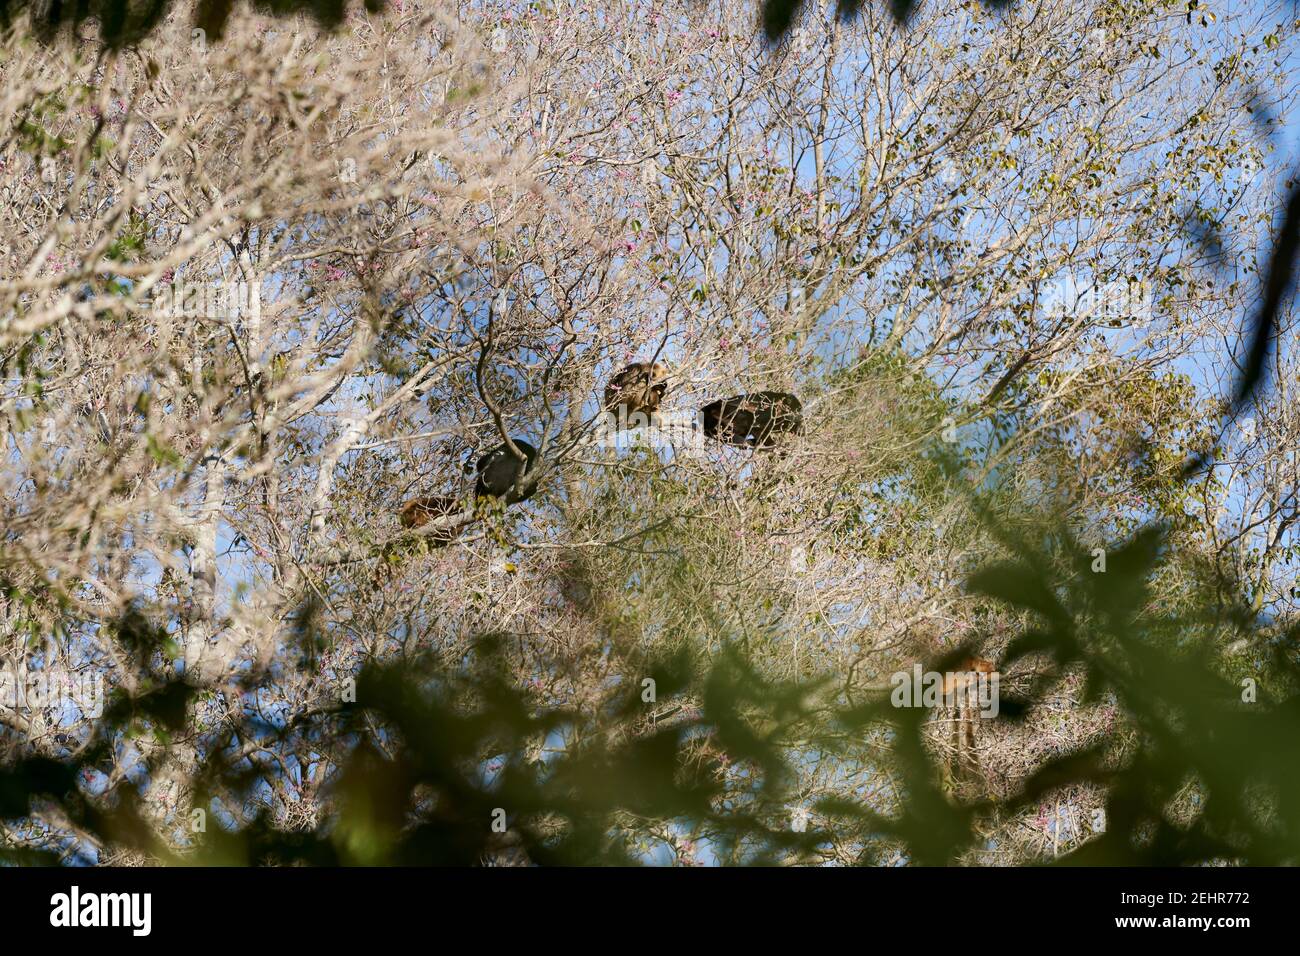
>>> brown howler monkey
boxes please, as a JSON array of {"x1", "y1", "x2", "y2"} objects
[
  {"x1": 398, "y1": 494, "x2": 461, "y2": 546},
  {"x1": 939, "y1": 656, "x2": 998, "y2": 790},
  {"x1": 603, "y1": 361, "x2": 670, "y2": 425}
]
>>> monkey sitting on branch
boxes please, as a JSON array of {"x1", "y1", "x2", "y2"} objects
[
  {"x1": 397, "y1": 494, "x2": 463, "y2": 547},
  {"x1": 373, "y1": 494, "x2": 473, "y2": 586},
  {"x1": 603, "y1": 361, "x2": 670, "y2": 428},
  {"x1": 700, "y1": 391, "x2": 802, "y2": 449},
  {"x1": 378, "y1": 437, "x2": 540, "y2": 586},
  {"x1": 474, "y1": 438, "x2": 540, "y2": 502}
]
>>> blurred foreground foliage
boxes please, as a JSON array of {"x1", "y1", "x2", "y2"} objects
[
  {"x1": 5, "y1": 488, "x2": 1300, "y2": 865},
  {"x1": 0, "y1": 0, "x2": 1007, "y2": 49},
  {"x1": 0, "y1": 0, "x2": 380, "y2": 47}
]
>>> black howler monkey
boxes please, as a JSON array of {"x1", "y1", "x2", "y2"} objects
[
  {"x1": 474, "y1": 439, "x2": 539, "y2": 501},
  {"x1": 701, "y1": 391, "x2": 802, "y2": 448}
]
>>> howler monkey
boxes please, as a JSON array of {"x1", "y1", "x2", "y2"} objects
[
  {"x1": 397, "y1": 494, "x2": 461, "y2": 546},
  {"x1": 701, "y1": 391, "x2": 802, "y2": 448},
  {"x1": 474, "y1": 439, "x2": 539, "y2": 501},
  {"x1": 603, "y1": 362, "x2": 670, "y2": 425}
]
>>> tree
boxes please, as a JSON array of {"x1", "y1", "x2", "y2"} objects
[{"x1": 2, "y1": 0, "x2": 1300, "y2": 866}]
